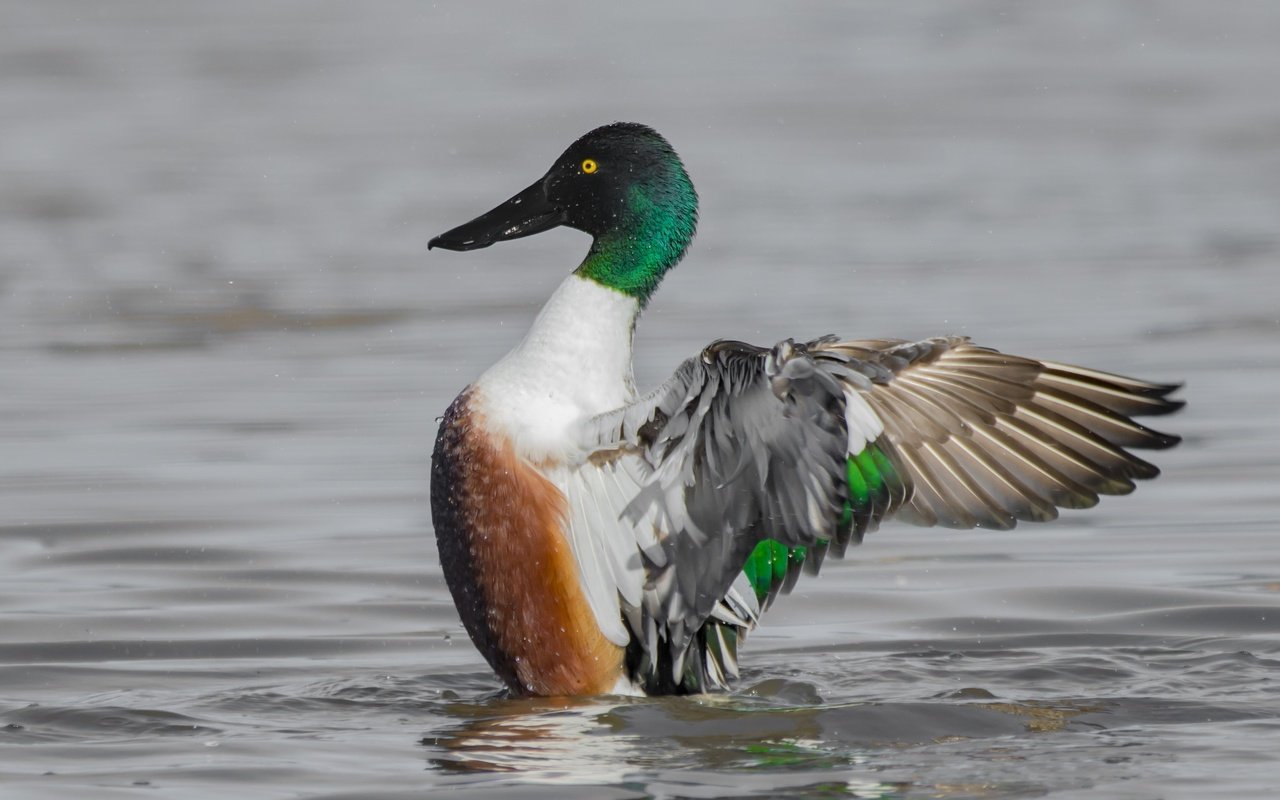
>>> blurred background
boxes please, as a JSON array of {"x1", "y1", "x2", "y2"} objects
[{"x1": 1, "y1": 2, "x2": 1278, "y2": 798}]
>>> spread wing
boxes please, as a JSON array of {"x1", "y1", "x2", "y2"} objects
[{"x1": 562, "y1": 335, "x2": 1182, "y2": 692}]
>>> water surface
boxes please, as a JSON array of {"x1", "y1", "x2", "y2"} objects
[{"x1": 2, "y1": 2, "x2": 1279, "y2": 797}]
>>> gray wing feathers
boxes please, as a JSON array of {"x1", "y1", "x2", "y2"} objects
[{"x1": 585, "y1": 339, "x2": 852, "y2": 671}]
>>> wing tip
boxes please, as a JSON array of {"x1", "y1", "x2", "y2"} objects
[{"x1": 1144, "y1": 428, "x2": 1182, "y2": 449}]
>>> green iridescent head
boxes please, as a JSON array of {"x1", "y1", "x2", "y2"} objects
[{"x1": 429, "y1": 122, "x2": 699, "y2": 304}]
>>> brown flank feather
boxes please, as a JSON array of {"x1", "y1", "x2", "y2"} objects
[{"x1": 434, "y1": 392, "x2": 623, "y2": 696}]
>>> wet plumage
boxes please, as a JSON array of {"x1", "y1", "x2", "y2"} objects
[{"x1": 427, "y1": 122, "x2": 1182, "y2": 696}]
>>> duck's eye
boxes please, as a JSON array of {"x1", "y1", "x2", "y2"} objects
[{"x1": 581, "y1": 158, "x2": 598, "y2": 174}]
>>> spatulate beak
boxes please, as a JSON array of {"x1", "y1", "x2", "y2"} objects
[{"x1": 428, "y1": 179, "x2": 565, "y2": 252}]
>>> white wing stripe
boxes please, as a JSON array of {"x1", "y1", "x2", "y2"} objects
[{"x1": 843, "y1": 390, "x2": 884, "y2": 453}]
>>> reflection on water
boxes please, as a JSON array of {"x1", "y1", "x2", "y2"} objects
[
  {"x1": 427, "y1": 697, "x2": 636, "y2": 780},
  {"x1": 417, "y1": 683, "x2": 1258, "y2": 797},
  {"x1": 2, "y1": 0, "x2": 1280, "y2": 797},
  {"x1": 423, "y1": 690, "x2": 918, "y2": 796}
]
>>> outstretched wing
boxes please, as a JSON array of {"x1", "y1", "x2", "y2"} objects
[{"x1": 566, "y1": 335, "x2": 1181, "y2": 691}]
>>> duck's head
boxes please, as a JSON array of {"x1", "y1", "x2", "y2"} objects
[{"x1": 430, "y1": 122, "x2": 698, "y2": 303}]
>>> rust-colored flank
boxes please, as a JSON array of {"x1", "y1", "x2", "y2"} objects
[{"x1": 439, "y1": 394, "x2": 623, "y2": 696}]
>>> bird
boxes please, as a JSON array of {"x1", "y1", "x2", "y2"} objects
[{"x1": 427, "y1": 122, "x2": 1182, "y2": 697}]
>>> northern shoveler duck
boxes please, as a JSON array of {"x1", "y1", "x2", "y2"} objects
[{"x1": 427, "y1": 122, "x2": 1182, "y2": 697}]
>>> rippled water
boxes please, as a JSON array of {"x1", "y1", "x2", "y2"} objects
[{"x1": 3, "y1": 1, "x2": 1279, "y2": 797}]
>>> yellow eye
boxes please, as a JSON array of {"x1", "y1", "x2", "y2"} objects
[{"x1": 581, "y1": 158, "x2": 598, "y2": 174}]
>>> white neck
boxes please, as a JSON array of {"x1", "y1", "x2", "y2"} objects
[{"x1": 474, "y1": 275, "x2": 641, "y2": 460}]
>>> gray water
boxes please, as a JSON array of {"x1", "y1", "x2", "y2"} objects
[{"x1": 2, "y1": 2, "x2": 1279, "y2": 797}]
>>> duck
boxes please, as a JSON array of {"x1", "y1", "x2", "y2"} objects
[{"x1": 427, "y1": 122, "x2": 1182, "y2": 697}]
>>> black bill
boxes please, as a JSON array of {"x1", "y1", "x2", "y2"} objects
[{"x1": 428, "y1": 179, "x2": 565, "y2": 252}]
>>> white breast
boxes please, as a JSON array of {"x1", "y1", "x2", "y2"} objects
[{"x1": 474, "y1": 275, "x2": 641, "y2": 462}]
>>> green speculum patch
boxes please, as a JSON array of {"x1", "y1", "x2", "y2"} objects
[
  {"x1": 744, "y1": 444, "x2": 901, "y2": 605},
  {"x1": 850, "y1": 443, "x2": 899, "y2": 507},
  {"x1": 743, "y1": 539, "x2": 807, "y2": 605}
]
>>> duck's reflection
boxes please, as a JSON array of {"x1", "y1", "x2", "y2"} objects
[
  {"x1": 422, "y1": 694, "x2": 636, "y2": 779},
  {"x1": 419, "y1": 692, "x2": 913, "y2": 797}
]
